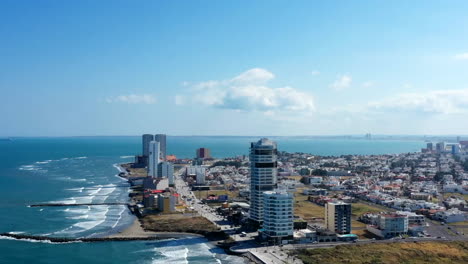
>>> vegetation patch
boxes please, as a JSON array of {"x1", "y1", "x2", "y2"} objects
[
  {"x1": 141, "y1": 214, "x2": 220, "y2": 234},
  {"x1": 293, "y1": 241, "x2": 468, "y2": 264}
]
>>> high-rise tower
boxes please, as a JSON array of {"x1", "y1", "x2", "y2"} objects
[
  {"x1": 249, "y1": 138, "x2": 278, "y2": 223},
  {"x1": 148, "y1": 141, "x2": 160, "y2": 177},
  {"x1": 155, "y1": 134, "x2": 167, "y2": 161},
  {"x1": 142, "y1": 134, "x2": 154, "y2": 164}
]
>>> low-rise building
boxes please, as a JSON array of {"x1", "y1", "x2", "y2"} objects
[
  {"x1": 435, "y1": 208, "x2": 466, "y2": 223},
  {"x1": 367, "y1": 213, "x2": 408, "y2": 238}
]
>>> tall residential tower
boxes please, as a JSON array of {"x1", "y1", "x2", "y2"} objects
[
  {"x1": 155, "y1": 134, "x2": 166, "y2": 161},
  {"x1": 148, "y1": 141, "x2": 161, "y2": 177},
  {"x1": 249, "y1": 138, "x2": 278, "y2": 224},
  {"x1": 142, "y1": 134, "x2": 154, "y2": 165}
]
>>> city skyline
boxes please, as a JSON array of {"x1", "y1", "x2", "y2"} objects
[{"x1": 2, "y1": 1, "x2": 468, "y2": 136}]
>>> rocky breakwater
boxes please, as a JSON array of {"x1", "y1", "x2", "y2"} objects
[{"x1": 0, "y1": 232, "x2": 165, "y2": 243}]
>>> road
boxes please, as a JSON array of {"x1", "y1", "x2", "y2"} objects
[{"x1": 174, "y1": 167, "x2": 232, "y2": 230}]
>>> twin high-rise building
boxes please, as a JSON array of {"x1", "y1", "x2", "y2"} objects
[
  {"x1": 142, "y1": 134, "x2": 167, "y2": 165},
  {"x1": 325, "y1": 201, "x2": 352, "y2": 234},
  {"x1": 249, "y1": 138, "x2": 279, "y2": 224},
  {"x1": 142, "y1": 134, "x2": 154, "y2": 158}
]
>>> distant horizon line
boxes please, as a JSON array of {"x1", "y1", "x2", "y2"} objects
[{"x1": 2, "y1": 134, "x2": 467, "y2": 138}]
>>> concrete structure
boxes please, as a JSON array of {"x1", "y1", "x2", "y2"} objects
[
  {"x1": 261, "y1": 189, "x2": 294, "y2": 241},
  {"x1": 155, "y1": 134, "x2": 166, "y2": 161},
  {"x1": 143, "y1": 194, "x2": 156, "y2": 208},
  {"x1": 426, "y1": 142, "x2": 433, "y2": 151},
  {"x1": 148, "y1": 141, "x2": 161, "y2": 177},
  {"x1": 367, "y1": 213, "x2": 408, "y2": 238},
  {"x1": 410, "y1": 192, "x2": 433, "y2": 201},
  {"x1": 143, "y1": 177, "x2": 156, "y2": 189},
  {"x1": 325, "y1": 201, "x2": 351, "y2": 234},
  {"x1": 303, "y1": 176, "x2": 323, "y2": 185},
  {"x1": 155, "y1": 178, "x2": 169, "y2": 190},
  {"x1": 249, "y1": 138, "x2": 278, "y2": 223},
  {"x1": 157, "y1": 193, "x2": 175, "y2": 213},
  {"x1": 196, "y1": 167, "x2": 206, "y2": 185},
  {"x1": 142, "y1": 134, "x2": 154, "y2": 164},
  {"x1": 158, "y1": 162, "x2": 174, "y2": 185},
  {"x1": 436, "y1": 142, "x2": 446, "y2": 153},
  {"x1": 196, "y1": 147, "x2": 211, "y2": 159},
  {"x1": 396, "y1": 211, "x2": 425, "y2": 225},
  {"x1": 435, "y1": 208, "x2": 466, "y2": 223}
]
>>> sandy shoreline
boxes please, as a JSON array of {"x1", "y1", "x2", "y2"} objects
[{"x1": 108, "y1": 218, "x2": 204, "y2": 239}]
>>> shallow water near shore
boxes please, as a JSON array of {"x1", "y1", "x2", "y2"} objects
[{"x1": 0, "y1": 136, "x2": 424, "y2": 263}]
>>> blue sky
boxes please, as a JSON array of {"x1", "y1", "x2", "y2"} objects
[{"x1": 2, "y1": 0, "x2": 468, "y2": 136}]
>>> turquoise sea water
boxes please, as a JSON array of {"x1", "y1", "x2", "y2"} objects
[{"x1": 0, "y1": 136, "x2": 425, "y2": 263}]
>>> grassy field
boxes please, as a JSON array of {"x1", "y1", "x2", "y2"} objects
[
  {"x1": 286, "y1": 175, "x2": 303, "y2": 181},
  {"x1": 351, "y1": 202, "x2": 387, "y2": 217},
  {"x1": 448, "y1": 221, "x2": 468, "y2": 226},
  {"x1": 141, "y1": 214, "x2": 219, "y2": 233},
  {"x1": 294, "y1": 241, "x2": 468, "y2": 264},
  {"x1": 294, "y1": 190, "x2": 325, "y2": 221}
]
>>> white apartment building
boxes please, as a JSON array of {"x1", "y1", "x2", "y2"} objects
[
  {"x1": 148, "y1": 141, "x2": 160, "y2": 177},
  {"x1": 261, "y1": 189, "x2": 294, "y2": 241},
  {"x1": 158, "y1": 162, "x2": 174, "y2": 185}
]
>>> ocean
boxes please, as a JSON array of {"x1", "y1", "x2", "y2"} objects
[{"x1": 0, "y1": 136, "x2": 425, "y2": 263}]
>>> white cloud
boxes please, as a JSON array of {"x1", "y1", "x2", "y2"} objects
[
  {"x1": 329, "y1": 74, "x2": 352, "y2": 91},
  {"x1": 362, "y1": 81, "x2": 374, "y2": 88},
  {"x1": 106, "y1": 94, "x2": 156, "y2": 104},
  {"x1": 231, "y1": 68, "x2": 275, "y2": 84},
  {"x1": 454, "y1": 53, "x2": 468, "y2": 60},
  {"x1": 181, "y1": 68, "x2": 315, "y2": 115},
  {"x1": 174, "y1": 95, "x2": 186, "y2": 105},
  {"x1": 368, "y1": 89, "x2": 468, "y2": 114},
  {"x1": 311, "y1": 70, "x2": 320, "y2": 76}
]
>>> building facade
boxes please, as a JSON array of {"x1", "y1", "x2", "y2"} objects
[
  {"x1": 367, "y1": 213, "x2": 409, "y2": 238},
  {"x1": 261, "y1": 189, "x2": 294, "y2": 241},
  {"x1": 148, "y1": 141, "x2": 160, "y2": 177},
  {"x1": 196, "y1": 148, "x2": 211, "y2": 159},
  {"x1": 158, "y1": 162, "x2": 174, "y2": 185},
  {"x1": 249, "y1": 138, "x2": 278, "y2": 223},
  {"x1": 155, "y1": 134, "x2": 166, "y2": 161},
  {"x1": 142, "y1": 134, "x2": 154, "y2": 165},
  {"x1": 196, "y1": 166, "x2": 206, "y2": 185},
  {"x1": 325, "y1": 202, "x2": 351, "y2": 234}
]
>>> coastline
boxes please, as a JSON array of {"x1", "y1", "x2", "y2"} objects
[
  {"x1": 109, "y1": 163, "x2": 206, "y2": 240},
  {"x1": 111, "y1": 162, "x2": 244, "y2": 259}
]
